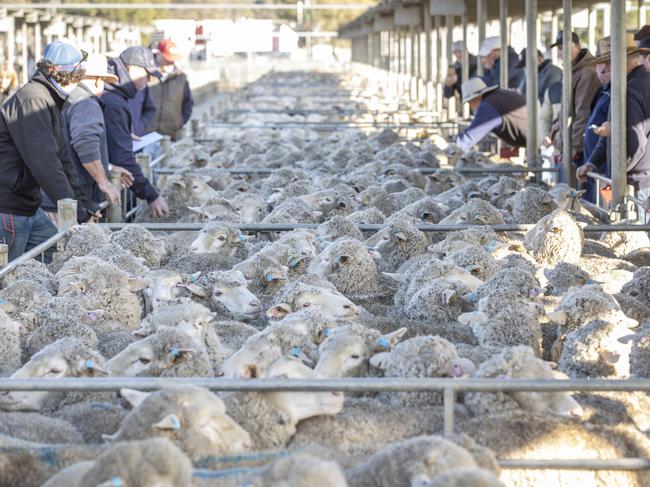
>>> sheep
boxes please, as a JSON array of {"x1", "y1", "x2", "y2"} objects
[
  {"x1": 164, "y1": 252, "x2": 238, "y2": 275},
  {"x1": 0, "y1": 258, "x2": 55, "y2": 292},
  {"x1": 186, "y1": 197, "x2": 243, "y2": 223},
  {"x1": 0, "y1": 410, "x2": 83, "y2": 444},
  {"x1": 524, "y1": 210, "x2": 584, "y2": 265},
  {"x1": 445, "y1": 245, "x2": 499, "y2": 281},
  {"x1": 345, "y1": 435, "x2": 499, "y2": 487},
  {"x1": 347, "y1": 207, "x2": 386, "y2": 225},
  {"x1": 439, "y1": 199, "x2": 505, "y2": 226},
  {"x1": 504, "y1": 186, "x2": 558, "y2": 223},
  {"x1": 315, "y1": 215, "x2": 365, "y2": 243},
  {"x1": 370, "y1": 335, "x2": 475, "y2": 406},
  {"x1": 598, "y1": 231, "x2": 650, "y2": 258},
  {"x1": 384, "y1": 197, "x2": 449, "y2": 225},
  {"x1": 136, "y1": 299, "x2": 229, "y2": 371},
  {"x1": 474, "y1": 267, "x2": 542, "y2": 302},
  {"x1": 543, "y1": 262, "x2": 592, "y2": 296},
  {"x1": 548, "y1": 183, "x2": 585, "y2": 212},
  {"x1": 465, "y1": 346, "x2": 584, "y2": 418},
  {"x1": 53, "y1": 400, "x2": 129, "y2": 444},
  {"x1": 0, "y1": 310, "x2": 21, "y2": 375},
  {"x1": 55, "y1": 256, "x2": 148, "y2": 328},
  {"x1": 109, "y1": 225, "x2": 167, "y2": 267},
  {"x1": 103, "y1": 387, "x2": 251, "y2": 462},
  {"x1": 424, "y1": 169, "x2": 466, "y2": 195},
  {"x1": 48, "y1": 223, "x2": 111, "y2": 272},
  {"x1": 159, "y1": 168, "x2": 220, "y2": 209},
  {"x1": 189, "y1": 221, "x2": 251, "y2": 257},
  {"x1": 233, "y1": 251, "x2": 292, "y2": 299},
  {"x1": 0, "y1": 337, "x2": 109, "y2": 412},
  {"x1": 365, "y1": 220, "x2": 429, "y2": 272},
  {"x1": 231, "y1": 192, "x2": 267, "y2": 223},
  {"x1": 0, "y1": 279, "x2": 53, "y2": 335},
  {"x1": 42, "y1": 438, "x2": 194, "y2": 487},
  {"x1": 107, "y1": 327, "x2": 213, "y2": 377},
  {"x1": 262, "y1": 197, "x2": 323, "y2": 224},
  {"x1": 184, "y1": 269, "x2": 262, "y2": 321},
  {"x1": 88, "y1": 242, "x2": 149, "y2": 276},
  {"x1": 267, "y1": 277, "x2": 361, "y2": 321},
  {"x1": 557, "y1": 320, "x2": 633, "y2": 378},
  {"x1": 402, "y1": 278, "x2": 469, "y2": 323}
]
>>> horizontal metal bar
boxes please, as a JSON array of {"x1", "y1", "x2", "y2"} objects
[
  {"x1": 499, "y1": 459, "x2": 650, "y2": 470},
  {"x1": 1, "y1": 377, "x2": 649, "y2": 393},
  {"x1": 0, "y1": 230, "x2": 68, "y2": 279},
  {"x1": 101, "y1": 223, "x2": 650, "y2": 233},
  {"x1": 205, "y1": 122, "x2": 455, "y2": 129},
  {"x1": 450, "y1": 167, "x2": 560, "y2": 174},
  {"x1": 5, "y1": 2, "x2": 368, "y2": 10},
  {"x1": 587, "y1": 171, "x2": 612, "y2": 185}
]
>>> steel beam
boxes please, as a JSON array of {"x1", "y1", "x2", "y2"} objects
[
  {"x1": 499, "y1": 0, "x2": 508, "y2": 89},
  {"x1": 610, "y1": 0, "x2": 627, "y2": 212},
  {"x1": 526, "y1": 0, "x2": 539, "y2": 170},
  {"x1": 561, "y1": 0, "x2": 573, "y2": 186}
]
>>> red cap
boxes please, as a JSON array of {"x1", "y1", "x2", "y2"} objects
[{"x1": 157, "y1": 39, "x2": 181, "y2": 62}]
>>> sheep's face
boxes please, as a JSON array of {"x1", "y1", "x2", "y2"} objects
[
  {"x1": 265, "y1": 356, "x2": 344, "y2": 422},
  {"x1": 190, "y1": 225, "x2": 240, "y2": 255},
  {"x1": 280, "y1": 230, "x2": 318, "y2": 259},
  {"x1": 188, "y1": 200, "x2": 237, "y2": 222},
  {"x1": 233, "y1": 194, "x2": 266, "y2": 223},
  {"x1": 315, "y1": 334, "x2": 371, "y2": 377},
  {"x1": 170, "y1": 173, "x2": 219, "y2": 206},
  {"x1": 145, "y1": 271, "x2": 182, "y2": 309},
  {"x1": 292, "y1": 287, "x2": 361, "y2": 320},
  {"x1": 107, "y1": 339, "x2": 156, "y2": 376},
  {"x1": 218, "y1": 344, "x2": 283, "y2": 379},
  {"x1": 0, "y1": 354, "x2": 68, "y2": 411},
  {"x1": 187, "y1": 271, "x2": 262, "y2": 321},
  {"x1": 620, "y1": 279, "x2": 650, "y2": 303},
  {"x1": 300, "y1": 190, "x2": 340, "y2": 215}
]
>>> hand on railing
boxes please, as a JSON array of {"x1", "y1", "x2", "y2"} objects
[
  {"x1": 109, "y1": 165, "x2": 134, "y2": 189},
  {"x1": 576, "y1": 162, "x2": 596, "y2": 183},
  {"x1": 98, "y1": 180, "x2": 121, "y2": 205},
  {"x1": 148, "y1": 195, "x2": 170, "y2": 218}
]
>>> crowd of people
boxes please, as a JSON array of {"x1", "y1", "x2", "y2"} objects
[
  {"x1": 454, "y1": 28, "x2": 650, "y2": 213},
  {"x1": 0, "y1": 39, "x2": 193, "y2": 262}
]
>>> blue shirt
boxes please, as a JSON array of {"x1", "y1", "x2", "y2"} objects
[
  {"x1": 456, "y1": 101, "x2": 503, "y2": 151},
  {"x1": 584, "y1": 84, "x2": 610, "y2": 173}
]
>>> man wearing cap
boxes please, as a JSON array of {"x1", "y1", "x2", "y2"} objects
[
  {"x1": 576, "y1": 34, "x2": 650, "y2": 211},
  {"x1": 478, "y1": 36, "x2": 524, "y2": 90},
  {"x1": 635, "y1": 25, "x2": 650, "y2": 45},
  {"x1": 145, "y1": 39, "x2": 193, "y2": 140},
  {"x1": 0, "y1": 41, "x2": 99, "y2": 261},
  {"x1": 638, "y1": 36, "x2": 650, "y2": 72},
  {"x1": 551, "y1": 31, "x2": 601, "y2": 168},
  {"x1": 516, "y1": 48, "x2": 562, "y2": 105},
  {"x1": 103, "y1": 46, "x2": 169, "y2": 218},
  {"x1": 455, "y1": 77, "x2": 527, "y2": 152},
  {"x1": 443, "y1": 41, "x2": 477, "y2": 99},
  {"x1": 62, "y1": 54, "x2": 134, "y2": 209}
]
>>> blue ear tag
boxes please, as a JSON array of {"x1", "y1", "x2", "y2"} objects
[
  {"x1": 290, "y1": 347, "x2": 301, "y2": 358},
  {"x1": 290, "y1": 258, "x2": 298, "y2": 268},
  {"x1": 322, "y1": 328, "x2": 330, "y2": 337},
  {"x1": 239, "y1": 235, "x2": 247, "y2": 242},
  {"x1": 111, "y1": 478, "x2": 124, "y2": 487},
  {"x1": 190, "y1": 274, "x2": 198, "y2": 284},
  {"x1": 647, "y1": 292, "x2": 650, "y2": 300},
  {"x1": 466, "y1": 291, "x2": 478, "y2": 303},
  {"x1": 170, "y1": 415, "x2": 182, "y2": 430},
  {"x1": 170, "y1": 347, "x2": 180, "y2": 358},
  {"x1": 376, "y1": 337, "x2": 390, "y2": 350},
  {"x1": 85, "y1": 359, "x2": 94, "y2": 370},
  {"x1": 0, "y1": 298, "x2": 6, "y2": 305},
  {"x1": 266, "y1": 274, "x2": 274, "y2": 282}
]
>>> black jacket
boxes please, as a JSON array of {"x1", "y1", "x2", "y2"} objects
[
  {"x1": 103, "y1": 57, "x2": 159, "y2": 203},
  {"x1": 0, "y1": 71, "x2": 95, "y2": 220},
  {"x1": 626, "y1": 65, "x2": 650, "y2": 189},
  {"x1": 146, "y1": 68, "x2": 193, "y2": 139},
  {"x1": 443, "y1": 55, "x2": 477, "y2": 98},
  {"x1": 483, "y1": 46, "x2": 524, "y2": 90}
]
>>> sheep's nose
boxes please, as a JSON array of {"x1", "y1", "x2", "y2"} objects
[{"x1": 249, "y1": 300, "x2": 260, "y2": 308}]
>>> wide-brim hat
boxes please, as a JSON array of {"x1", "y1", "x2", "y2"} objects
[
  {"x1": 592, "y1": 33, "x2": 641, "y2": 64},
  {"x1": 81, "y1": 53, "x2": 118, "y2": 83},
  {"x1": 461, "y1": 77, "x2": 498, "y2": 104}
]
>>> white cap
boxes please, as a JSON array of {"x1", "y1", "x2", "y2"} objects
[
  {"x1": 479, "y1": 36, "x2": 501, "y2": 57},
  {"x1": 81, "y1": 53, "x2": 118, "y2": 83},
  {"x1": 461, "y1": 77, "x2": 498, "y2": 104}
]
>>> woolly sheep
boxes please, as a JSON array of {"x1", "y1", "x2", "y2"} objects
[
  {"x1": 190, "y1": 221, "x2": 251, "y2": 257},
  {"x1": 0, "y1": 310, "x2": 21, "y2": 375},
  {"x1": 524, "y1": 210, "x2": 584, "y2": 265},
  {"x1": 347, "y1": 207, "x2": 386, "y2": 225},
  {"x1": 88, "y1": 242, "x2": 149, "y2": 276},
  {"x1": 543, "y1": 262, "x2": 591, "y2": 296},
  {"x1": 403, "y1": 278, "x2": 469, "y2": 323},
  {"x1": 365, "y1": 220, "x2": 429, "y2": 272},
  {"x1": 465, "y1": 346, "x2": 584, "y2": 418},
  {"x1": 0, "y1": 258, "x2": 55, "y2": 292},
  {"x1": 107, "y1": 327, "x2": 214, "y2": 377},
  {"x1": 0, "y1": 411, "x2": 83, "y2": 444},
  {"x1": 548, "y1": 183, "x2": 585, "y2": 212},
  {"x1": 486, "y1": 176, "x2": 524, "y2": 209},
  {"x1": 160, "y1": 169, "x2": 220, "y2": 209},
  {"x1": 315, "y1": 215, "x2": 365, "y2": 243},
  {"x1": 262, "y1": 197, "x2": 323, "y2": 224},
  {"x1": 186, "y1": 197, "x2": 243, "y2": 223},
  {"x1": 439, "y1": 199, "x2": 505, "y2": 226},
  {"x1": 505, "y1": 186, "x2": 558, "y2": 224},
  {"x1": 104, "y1": 387, "x2": 251, "y2": 461},
  {"x1": 445, "y1": 245, "x2": 499, "y2": 281},
  {"x1": 0, "y1": 279, "x2": 52, "y2": 334},
  {"x1": 48, "y1": 224, "x2": 111, "y2": 272},
  {"x1": 109, "y1": 225, "x2": 167, "y2": 267}
]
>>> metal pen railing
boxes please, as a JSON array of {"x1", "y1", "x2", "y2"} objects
[{"x1": 1, "y1": 376, "x2": 649, "y2": 471}]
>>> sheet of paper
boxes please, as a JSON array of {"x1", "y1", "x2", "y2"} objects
[{"x1": 133, "y1": 131, "x2": 163, "y2": 152}]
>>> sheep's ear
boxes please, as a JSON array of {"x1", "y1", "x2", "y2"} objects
[
  {"x1": 127, "y1": 277, "x2": 150, "y2": 292},
  {"x1": 120, "y1": 388, "x2": 150, "y2": 408},
  {"x1": 242, "y1": 363, "x2": 258, "y2": 379},
  {"x1": 394, "y1": 232, "x2": 407, "y2": 241},
  {"x1": 170, "y1": 347, "x2": 196, "y2": 361},
  {"x1": 0, "y1": 301, "x2": 16, "y2": 314},
  {"x1": 547, "y1": 309, "x2": 567, "y2": 325},
  {"x1": 153, "y1": 414, "x2": 182, "y2": 431},
  {"x1": 442, "y1": 289, "x2": 457, "y2": 304},
  {"x1": 96, "y1": 477, "x2": 125, "y2": 487},
  {"x1": 618, "y1": 333, "x2": 636, "y2": 344},
  {"x1": 186, "y1": 283, "x2": 208, "y2": 298},
  {"x1": 458, "y1": 311, "x2": 488, "y2": 326},
  {"x1": 383, "y1": 272, "x2": 406, "y2": 283},
  {"x1": 574, "y1": 189, "x2": 587, "y2": 197},
  {"x1": 369, "y1": 351, "x2": 391, "y2": 370},
  {"x1": 85, "y1": 309, "x2": 105, "y2": 321},
  {"x1": 599, "y1": 349, "x2": 621, "y2": 365},
  {"x1": 132, "y1": 327, "x2": 149, "y2": 338},
  {"x1": 200, "y1": 174, "x2": 212, "y2": 183},
  {"x1": 82, "y1": 359, "x2": 110, "y2": 375},
  {"x1": 545, "y1": 361, "x2": 558, "y2": 369},
  {"x1": 69, "y1": 280, "x2": 87, "y2": 292},
  {"x1": 312, "y1": 210, "x2": 323, "y2": 220},
  {"x1": 187, "y1": 205, "x2": 202, "y2": 214},
  {"x1": 266, "y1": 303, "x2": 292, "y2": 319},
  {"x1": 100, "y1": 432, "x2": 119, "y2": 443},
  {"x1": 173, "y1": 179, "x2": 186, "y2": 188},
  {"x1": 375, "y1": 327, "x2": 407, "y2": 351}
]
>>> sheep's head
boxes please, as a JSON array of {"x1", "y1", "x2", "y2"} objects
[
  {"x1": 113, "y1": 387, "x2": 252, "y2": 461},
  {"x1": 233, "y1": 193, "x2": 266, "y2": 223},
  {"x1": 189, "y1": 223, "x2": 245, "y2": 255},
  {"x1": 167, "y1": 171, "x2": 219, "y2": 206},
  {"x1": 315, "y1": 326, "x2": 407, "y2": 377},
  {"x1": 144, "y1": 270, "x2": 182, "y2": 310},
  {"x1": 187, "y1": 198, "x2": 238, "y2": 222},
  {"x1": 0, "y1": 338, "x2": 108, "y2": 411},
  {"x1": 278, "y1": 229, "x2": 318, "y2": 259},
  {"x1": 266, "y1": 283, "x2": 361, "y2": 321},
  {"x1": 185, "y1": 270, "x2": 261, "y2": 321}
]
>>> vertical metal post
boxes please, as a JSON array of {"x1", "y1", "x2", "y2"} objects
[
  {"x1": 562, "y1": 0, "x2": 573, "y2": 185},
  {"x1": 191, "y1": 119, "x2": 200, "y2": 138},
  {"x1": 551, "y1": 11, "x2": 559, "y2": 66},
  {"x1": 34, "y1": 21, "x2": 42, "y2": 62},
  {"x1": 21, "y1": 21, "x2": 28, "y2": 84},
  {"x1": 476, "y1": 0, "x2": 486, "y2": 76},
  {"x1": 587, "y1": 7, "x2": 597, "y2": 54},
  {"x1": 446, "y1": 16, "x2": 455, "y2": 119},
  {"x1": 434, "y1": 16, "x2": 443, "y2": 114},
  {"x1": 107, "y1": 172, "x2": 122, "y2": 223},
  {"x1": 462, "y1": 11, "x2": 470, "y2": 119},
  {"x1": 610, "y1": 0, "x2": 627, "y2": 212},
  {"x1": 424, "y1": 3, "x2": 432, "y2": 83},
  {"x1": 499, "y1": 0, "x2": 508, "y2": 89},
  {"x1": 57, "y1": 199, "x2": 77, "y2": 232},
  {"x1": 526, "y1": 0, "x2": 539, "y2": 170},
  {"x1": 0, "y1": 244, "x2": 8, "y2": 269},
  {"x1": 443, "y1": 387, "x2": 455, "y2": 435}
]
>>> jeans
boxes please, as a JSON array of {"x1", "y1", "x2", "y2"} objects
[{"x1": 0, "y1": 208, "x2": 58, "y2": 263}]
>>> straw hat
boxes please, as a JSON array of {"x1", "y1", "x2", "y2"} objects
[
  {"x1": 81, "y1": 54, "x2": 118, "y2": 83},
  {"x1": 461, "y1": 77, "x2": 498, "y2": 104},
  {"x1": 592, "y1": 33, "x2": 641, "y2": 65}
]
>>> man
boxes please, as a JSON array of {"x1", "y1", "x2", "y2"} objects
[
  {"x1": 145, "y1": 39, "x2": 194, "y2": 140},
  {"x1": 455, "y1": 77, "x2": 527, "y2": 152},
  {"x1": 635, "y1": 24, "x2": 650, "y2": 45},
  {"x1": 478, "y1": 36, "x2": 523, "y2": 90},
  {"x1": 103, "y1": 46, "x2": 169, "y2": 218},
  {"x1": 551, "y1": 31, "x2": 601, "y2": 168},
  {"x1": 443, "y1": 41, "x2": 477, "y2": 98},
  {"x1": 128, "y1": 85, "x2": 156, "y2": 137},
  {"x1": 0, "y1": 41, "x2": 98, "y2": 261},
  {"x1": 62, "y1": 54, "x2": 134, "y2": 208},
  {"x1": 516, "y1": 48, "x2": 562, "y2": 105},
  {"x1": 638, "y1": 36, "x2": 650, "y2": 71}
]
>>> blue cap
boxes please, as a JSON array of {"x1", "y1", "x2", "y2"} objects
[{"x1": 43, "y1": 41, "x2": 83, "y2": 72}]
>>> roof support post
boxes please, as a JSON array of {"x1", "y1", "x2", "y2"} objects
[
  {"x1": 476, "y1": 0, "x2": 486, "y2": 76},
  {"x1": 461, "y1": 9, "x2": 470, "y2": 119},
  {"x1": 526, "y1": 0, "x2": 539, "y2": 173},
  {"x1": 499, "y1": 0, "x2": 508, "y2": 89},
  {"x1": 561, "y1": 0, "x2": 573, "y2": 185},
  {"x1": 610, "y1": 0, "x2": 628, "y2": 214}
]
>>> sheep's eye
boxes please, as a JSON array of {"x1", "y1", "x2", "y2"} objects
[
  {"x1": 214, "y1": 290, "x2": 223, "y2": 296},
  {"x1": 350, "y1": 354, "x2": 360, "y2": 359},
  {"x1": 138, "y1": 357, "x2": 151, "y2": 364},
  {"x1": 47, "y1": 368, "x2": 62, "y2": 375},
  {"x1": 302, "y1": 303, "x2": 311, "y2": 308},
  {"x1": 217, "y1": 236, "x2": 226, "y2": 241},
  {"x1": 630, "y1": 291, "x2": 640, "y2": 297}
]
